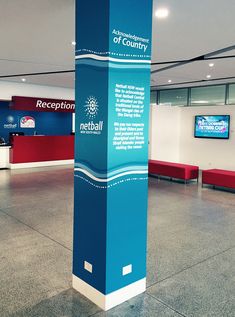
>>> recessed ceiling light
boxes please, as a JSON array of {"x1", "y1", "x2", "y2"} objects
[
  {"x1": 206, "y1": 75, "x2": 211, "y2": 79},
  {"x1": 155, "y1": 8, "x2": 169, "y2": 19},
  {"x1": 71, "y1": 41, "x2": 76, "y2": 46},
  {"x1": 21, "y1": 78, "x2": 26, "y2": 82},
  {"x1": 209, "y1": 63, "x2": 214, "y2": 67},
  {"x1": 168, "y1": 79, "x2": 172, "y2": 83}
]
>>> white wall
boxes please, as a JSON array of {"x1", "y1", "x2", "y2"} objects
[
  {"x1": 150, "y1": 104, "x2": 235, "y2": 170},
  {"x1": 0, "y1": 81, "x2": 74, "y2": 101},
  {"x1": 179, "y1": 106, "x2": 235, "y2": 170},
  {"x1": 149, "y1": 105, "x2": 180, "y2": 162}
]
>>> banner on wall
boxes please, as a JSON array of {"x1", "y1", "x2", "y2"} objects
[{"x1": 11, "y1": 96, "x2": 75, "y2": 113}]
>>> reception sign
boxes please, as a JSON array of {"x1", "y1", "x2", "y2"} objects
[
  {"x1": 11, "y1": 96, "x2": 75, "y2": 113},
  {"x1": 73, "y1": 0, "x2": 153, "y2": 310}
]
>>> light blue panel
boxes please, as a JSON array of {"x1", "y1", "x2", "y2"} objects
[{"x1": 106, "y1": 66, "x2": 151, "y2": 293}]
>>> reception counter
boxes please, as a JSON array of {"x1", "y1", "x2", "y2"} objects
[{"x1": 10, "y1": 135, "x2": 74, "y2": 169}]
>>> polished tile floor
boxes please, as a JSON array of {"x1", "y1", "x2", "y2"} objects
[{"x1": 0, "y1": 166, "x2": 234, "y2": 317}]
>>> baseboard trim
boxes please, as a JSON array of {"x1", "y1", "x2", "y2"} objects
[
  {"x1": 72, "y1": 275, "x2": 146, "y2": 311},
  {"x1": 9, "y1": 159, "x2": 74, "y2": 169}
]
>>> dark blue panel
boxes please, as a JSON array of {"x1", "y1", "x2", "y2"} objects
[
  {"x1": 0, "y1": 102, "x2": 72, "y2": 143},
  {"x1": 76, "y1": 0, "x2": 110, "y2": 56},
  {"x1": 73, "y1": 176, "x2": 107, "y2": 293}
]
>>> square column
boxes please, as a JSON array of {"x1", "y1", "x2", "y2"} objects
[{"x1": 73, "y1": 0, "x2": 153, "y2": 311}]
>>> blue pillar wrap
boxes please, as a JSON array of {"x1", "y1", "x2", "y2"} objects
[{"x1": 73, "y1": 0, "x2": 153, "y2": 297}]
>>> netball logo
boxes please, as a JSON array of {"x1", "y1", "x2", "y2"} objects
[
  {"x1": 4, "y1": 116, "x2": 17, "y2": 129},
  {"x1": 80, "y1": 96, "x2": 103, "y2": 135},
  {"x1": 85, "y1": 96, "x2": 99, "y2": 119}
]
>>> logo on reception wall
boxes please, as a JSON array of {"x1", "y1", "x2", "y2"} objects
[
  {"x1": 4, "y1": 116, "x2": 17, "y2": 129},
  {"x1": 20, "y1": 116, "x2": 35, "y2": 128},
  {"x1": 79, "y1": 96, "x2": 103, "y2": 135}
]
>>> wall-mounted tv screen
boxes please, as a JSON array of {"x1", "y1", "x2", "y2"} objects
[{"x1": 194, "y1": 115, "x2": 230, "y2": 139}]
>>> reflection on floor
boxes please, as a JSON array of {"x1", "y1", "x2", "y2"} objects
[{"x1": 0, "y1": 166, "x2": 234, "y2": 317}]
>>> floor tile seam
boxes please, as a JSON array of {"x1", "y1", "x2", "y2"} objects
[
  {"x1": 0, "y1": 207, "x2": 72, "y2": 252},
  {"x1": 147, "y1": 244, "x2": 235, "y2": 289},
  {"x1": 146, "y1": 293, "x2": 188, "y2": 317}
]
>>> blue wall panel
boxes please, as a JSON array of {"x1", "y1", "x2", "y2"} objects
[{"x1": 0, "y1": 102, "x2": 72, "y2": 142}]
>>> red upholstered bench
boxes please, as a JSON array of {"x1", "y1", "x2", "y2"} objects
[
  {"x1": 148, "y1": 160, "x2": 199, "y2": 183},
  {"x1": 202, "y1": 169, "x2": 235, "y2": 190}
]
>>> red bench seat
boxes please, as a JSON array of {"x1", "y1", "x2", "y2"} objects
[
  {"x1": 148, "y1": 160, "x2": 199, "y2": 182},
  {"x1": 202, "y1": 169, "x2": 235, "y2": 189}
]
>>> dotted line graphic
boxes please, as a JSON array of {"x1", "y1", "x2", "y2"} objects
[
  {"x1": 76, "y1": 49, "x2": 151, "y2": 59},
  {"x1": 74, "y1": 175, "x2": 148, "y2": 189}
]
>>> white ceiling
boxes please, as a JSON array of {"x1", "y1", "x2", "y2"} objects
[
  {"x1": 0, "y1": 0, "x2": 75, "y2": 87},
  {"x1": 0, "y1": 0, "x2": 234, "y2": 89},
  {"x1": 151, "y1": 0, "x2": 235, "y2": 88}
]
